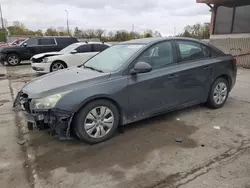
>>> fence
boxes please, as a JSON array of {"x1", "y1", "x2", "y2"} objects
[{"x1": 209, "y1": 34, "x2": 250, "y2": 68}]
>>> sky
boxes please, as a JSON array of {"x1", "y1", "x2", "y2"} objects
[{"x1": 1, "y1": 0, "x2": 211, "y2": 36}]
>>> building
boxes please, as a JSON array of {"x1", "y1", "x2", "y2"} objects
[{"x1": 197, "y1": 0, "x2": 250, "y2": 67}]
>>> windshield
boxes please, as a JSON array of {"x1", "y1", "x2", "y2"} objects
[
  {"x1": 60, "y1": 43, "x2": 81, "y2": 53},
  {"x1": 84, "y1": 44, "x2": 144, "y2": 72}
]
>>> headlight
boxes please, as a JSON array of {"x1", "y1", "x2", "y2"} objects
[
  {"x1": 43, "y1": 57, "x2": 49, "y2": 63},
  {"x1": 30, "y1": 91, "x2": 71, "y2": 109}
]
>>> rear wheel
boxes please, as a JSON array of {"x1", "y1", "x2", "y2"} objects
[
  {"x1": 50, "y1": 61, "x2": 67, "y2": 72},
  {"x1": 7, "y1": 54, "x2": 21, "y2": 66},
  {"x1": 207, "y1": 77, "x2": 229, "y2": 109},
  {"x1": 73, "y1": 100, "x2": 119, "y2": 144}
]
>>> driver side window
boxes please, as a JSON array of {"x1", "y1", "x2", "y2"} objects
[
  {"x1": 25, "y1": 38, "x2": 38, "y2": 46},
  {"x1": 136, "y1": 41, "x2": 174, "y2": 70}
]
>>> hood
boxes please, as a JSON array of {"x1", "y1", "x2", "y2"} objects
[
  {"x1": 31, "y1": 52, "x2": 64, "y2": 60},
  {"x1": 0, "y1": 45, "x2": 22, "y2": 51},
  {"x1": 22, "y1": 67, "x2": 111, "y2": 98}
]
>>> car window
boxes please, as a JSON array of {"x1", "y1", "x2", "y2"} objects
[
  {"x1": 76, "y1": 44, "x2": 91, "y2": 53},
  {"x1": 56, "y1": 38, "x2": 77, "y2": 45},
  {"x1": 177, "y1": 40, "x2": 206, "y2": 62},
  {"x1": 92, "y1": 44, "x2": 109, "y2": 52},
  {"x1": 25, "y1": 38, "x2": 38, "y2": 46},
  {"x1": 39, "y1": 38, "x2": 56, "y2": 45},
  {"x1": 136, "y1": 41, "x2": 174, "y2": 70},
  {"x1": 202, "y1": 45, "x2": 211, "y2": 58}
]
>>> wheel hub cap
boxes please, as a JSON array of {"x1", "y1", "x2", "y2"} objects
[
  {"x1": 84, "y1": 106, "x2": 114, "y2": 138},
  {"x1": 213, "y1": 82, "x2": 227, "y2": 105}
]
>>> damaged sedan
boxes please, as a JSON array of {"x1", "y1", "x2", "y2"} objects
[{"x1": 14, "y1": 37, "x2": 237, "y2": 144}]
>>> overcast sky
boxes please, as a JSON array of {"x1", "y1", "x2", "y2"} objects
[{"x1": 1, "y1": 0, "x2": 211, "y2": 36}]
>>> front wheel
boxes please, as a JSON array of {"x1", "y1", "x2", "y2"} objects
[
  {"x1": 7, "y1": 54, "x2": 21, "y2": 66},
  {"x1": 73, "y1": 100, "x2": 119, "y2": 144},
  {"x1": 207, "y1": 77, "x2": 229, "y2": 109},
  {"x1": 50, "y1": 61, "x2": 67, "y2": 72}
]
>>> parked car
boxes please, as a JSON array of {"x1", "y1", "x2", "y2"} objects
[
  {"x1": 0, "y1": 38, "x2": 26, "y2": 47},
  {"x1": 31, "y1": 42, "x2": 110, "y2": 73},
  {"x1": 0, "y1": 36, "x2": 78, "y2": 66},
  {"x1": 14, "y1": 37, "x2": 237, "y2": 144}
]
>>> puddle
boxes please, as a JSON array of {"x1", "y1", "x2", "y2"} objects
[{"x1": 33, "y1": 113, "x2": 198, "y2": 180}]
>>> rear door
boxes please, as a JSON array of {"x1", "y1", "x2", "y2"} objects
[
  {"x1": 37, "y1": 38, "x2": 58, "y2": 53},
  {"x1": 174, "y1": 39, "x2": 214, "y2": 104}
]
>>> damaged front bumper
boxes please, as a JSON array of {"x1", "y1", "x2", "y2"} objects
[{"x1": 14, "y1": 91, "x2": 74, "y2": 140}]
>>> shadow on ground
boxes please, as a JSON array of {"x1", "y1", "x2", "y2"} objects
[{"x1": 28, "y1": 107, "x2": 200, "y2": 180}]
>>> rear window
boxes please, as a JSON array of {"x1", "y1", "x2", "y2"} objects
[
  {"x1": 56, "y1": 37, "x2": 78, "y2": 45},
  {"x1": 39, "y1": 38, "x2": 55, "y2": 45}
]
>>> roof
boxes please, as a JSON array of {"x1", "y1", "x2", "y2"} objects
[
  {"x1": 121, "y1": 37, "x2": 202, "y2": 45},
  {"x1": 197, "y1": 0, "x2": 250, "y2": 6}
]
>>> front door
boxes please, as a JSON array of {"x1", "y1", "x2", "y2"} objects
[
  {"x1": 127, "y1": 41, "x2": 181, "y2": 118},
  {"x1": 174, "y1": 40, "x2": 213, "y2": 105}
]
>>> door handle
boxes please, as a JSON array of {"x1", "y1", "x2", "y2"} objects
[
  {"x1": 204, "y1": 65, "x2": 212, "y2": 70},
  {"x1": 168, "y1": 74, "x2": 178, "y2": 79}
]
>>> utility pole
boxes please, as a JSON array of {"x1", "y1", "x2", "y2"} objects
[
  {"x1": 0, "y1": 5, "x2": 6, "y2": 42},
  {"x1": 174, "y1": 26, "x2": 176, "y2": 36},
  {"x1": 65, "y1": 9, "x2": 70, "y2": 35}
]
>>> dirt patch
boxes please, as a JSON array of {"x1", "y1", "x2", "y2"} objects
[{"x1": 33, "y1": 113, "x2": 198, "y2": 180}]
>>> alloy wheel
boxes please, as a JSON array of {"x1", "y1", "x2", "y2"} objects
[
  {"x1": 213, "y1": 82, "x2": 228, "y2": 105},
  {"x1": 84, "y1": 106, "x2": 114, "y2": 138},
  {"x1": 8, "y1": 55, "x2": 19, "y2": 65},
  {"x1": 51, "y1": 63, "x2": 65, "y2": 72}
]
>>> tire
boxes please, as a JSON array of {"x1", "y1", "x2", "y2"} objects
[
  {"x1": 73, "y1": 99, "x2": 119, "y2": 144},
  {"x1": 50, "y1": 61, "x2": 67, "y2": 72},
  {"x1": 207, "y1": 77, "x2": 229, "y2": 109},
  {"x1": 7, "y1": 54, "x2": 21, "y2": 66}
]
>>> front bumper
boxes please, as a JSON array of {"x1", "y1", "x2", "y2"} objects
[
  {"x1": 15, "y1": 91, "x2": 74, "y2": 139},
  {"x1": 0, "y1": 53, "x2": 7, "y2": 61},
  {"x1": 31, "y1": 62, "x2": 51, "y2": 73}
]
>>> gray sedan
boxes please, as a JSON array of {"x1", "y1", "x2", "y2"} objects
[{"x1": 15, "y1": 37, "x2": 237, "y2": 144}]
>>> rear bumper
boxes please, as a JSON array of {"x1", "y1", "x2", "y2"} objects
[{"x1": 31, "y1": 62, "x2": 51, "y2": 73}]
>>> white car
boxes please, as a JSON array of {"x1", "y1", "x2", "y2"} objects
[{"x1": 31, "y1": 42, "x2": 110, "y2": 73}]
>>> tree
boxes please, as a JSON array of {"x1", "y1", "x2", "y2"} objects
[
  {"x1": 153, "y1": 31, "x2": 162, "y2": 37},
  {"x1": 44, "y1": 28, "x2": 58, "y2": 36},
  {"x1": 144, "y1": 29, "x2": 153, "y2": 38},
  {"x1": 74, "y1": 27, "x2": 82, "y2": 37},
  {"x1": 95, "y1": 29, "x2": 105, "y2": 39},
  {"x1": 178, "y1": 23, "x2": 210, "y2": 39}
]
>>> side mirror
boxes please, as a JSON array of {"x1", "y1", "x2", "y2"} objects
[
  {"x1": 130, "y1": 62, "x2": 152, "y2": 75},
  {"x1": 71, "y1": 50, "x2": 77, "y2": 54},
  {"x1": 23, "y1": 43, "x2": 27, "y2": 47}
]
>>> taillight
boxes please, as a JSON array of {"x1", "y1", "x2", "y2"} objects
[{"x1": 233, "y1": 57, "x2": 237, "y2": 64}]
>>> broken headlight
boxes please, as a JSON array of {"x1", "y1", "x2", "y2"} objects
[
  {"x1": 43, "y1": 57, "x2": 49, "y2": 63},
  {"x1": 30, "y1": 91, "x2": 71, "y2": 109}
]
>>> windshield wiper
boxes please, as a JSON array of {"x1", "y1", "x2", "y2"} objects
[{"x1": 83, "y1": 65, "x2": 103, "y2": 73}]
